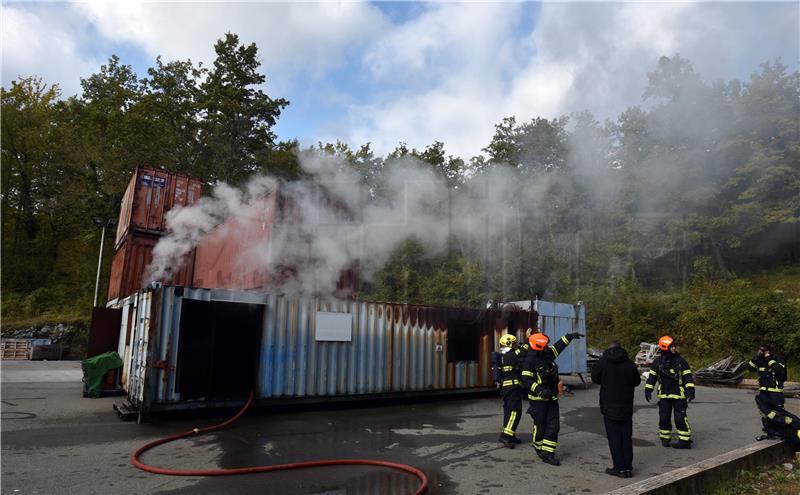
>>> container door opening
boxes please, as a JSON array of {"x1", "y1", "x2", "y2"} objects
[
  {"x1": 177, "y1": 299, "x2": 263, "y2": 400},
  {"x1": 446, "y1": 318, "x2": 481, "y2": 362}
]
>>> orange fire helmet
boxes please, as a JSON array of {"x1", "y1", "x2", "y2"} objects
[
  {"x1": 658, "y1": 335, "x2": 674, "y2": 351},
  {"x1": 529, "y1": 333, "x2": 550, "y2": 351}
]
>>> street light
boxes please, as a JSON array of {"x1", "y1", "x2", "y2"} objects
[{"x1": 93, "y1": 217, "x2": 118, "y2": 307}]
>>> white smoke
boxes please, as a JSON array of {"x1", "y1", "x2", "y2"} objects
[
  {"x1": 146, "y1": 149, "x2": 544, "y2": 297},
  {"x1": 147, "y1": 176, "x2": 278, "y2": 282}
]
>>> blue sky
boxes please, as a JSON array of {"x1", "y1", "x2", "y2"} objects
[{"x1": 3, "y1": 1, "x2": 798, "y2": 159}]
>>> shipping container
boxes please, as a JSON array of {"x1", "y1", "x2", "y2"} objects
[
  {"x1": 109, "y1": 286, "x2": 586, "y2": 414},
  {"x1": 192, "y1": 189, "x2": 357, "y2": 296},
  {"x1": 115, "y1": 167, "x2": 203, "y2": 247},
  {"x1": 107, "y1": 233, "x2": 195, "y2": 302},
  {"x1": 193, "y1": 193, "x2": 277, "y2": 290}
]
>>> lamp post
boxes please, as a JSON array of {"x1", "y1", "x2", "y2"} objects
[{"x1": 93, "y1": 217, "x2": 117, "y2": 307}]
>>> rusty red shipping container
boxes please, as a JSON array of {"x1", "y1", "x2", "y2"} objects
[
  {"x1": 115, "y1": 167, "x2": 204, "y2": 247},
  {"x1": 193, "y1": 193, "x2": 276, "y2": 290},
  {"x1": 107, "y1": 233, "x2": 196, "y2": 301},
  {"x1": 192, "y1": 189, "x2": 357, "y2": 296}
]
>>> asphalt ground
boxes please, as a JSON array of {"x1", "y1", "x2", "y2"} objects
[{"x1": 3, "y1": 360, "x2": 798, "y2": 495}]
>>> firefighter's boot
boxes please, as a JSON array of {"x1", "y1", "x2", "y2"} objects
[
  {"x1": 539, "y1": 452, "x2": 561, "y2": 466},
  {"x1": 499, "y1": 436, "x2": 515, "y2": 449},
  {"x1": 671, "y1": 439, "x2": 692, "y2": 449}
]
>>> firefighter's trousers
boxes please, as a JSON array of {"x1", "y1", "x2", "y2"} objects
[
  {"x1": 528, "y1": 400, "x2": 560, "y2": 454},
  {"x1": 756, "y1": 391, "x2": 800, "y2": 446},
  {"x1": 501, "y1": 388, "x2": 523, "y2": 439},
  {"x1": 658, "y1": 398, "x2": 691, "y2": 442}
]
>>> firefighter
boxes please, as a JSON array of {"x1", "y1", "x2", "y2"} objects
[
  {"x1": 521, "y1": 331, "x2": 583, "y2": 465},
  {"x1": 749, "y1": 344, "x2": 800, "y2": 446},
  {"x1": 497, "y1": 334, "x2": 525, "y2": 448},
  {"x1": 644, "y1": 336, "x2": 695, "y2": 449}
]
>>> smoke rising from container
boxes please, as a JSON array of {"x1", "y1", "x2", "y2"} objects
[{"x1": 147, "y1": 55, "x2": 798, "y2": 298}]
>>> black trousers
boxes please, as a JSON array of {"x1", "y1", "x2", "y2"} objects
[
  {"x1": 658, "y1": 398, "x2": 691, "y2": 441},
  {"x1": 755, "y1": 391, "x2": 800, "y2": 445},
  {"x1": 528, "y1": 400, "x2": 560, "y2": 454},
  {"x1": 604, "y1": 417, "x2": 633, "y2": 471},
  {"x1": 501, "y1": 388, "x2": 523, "y2": 439}
]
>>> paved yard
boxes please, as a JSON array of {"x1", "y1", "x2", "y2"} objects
[{"x1": 2, "y1": 360, "x2": 796, "y2": 494}]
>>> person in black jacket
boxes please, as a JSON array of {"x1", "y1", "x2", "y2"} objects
[{"x1": 591, "y1": 342, "x2": 641, "y2": 478}]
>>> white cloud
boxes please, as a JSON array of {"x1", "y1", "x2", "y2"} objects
[
  {"x1": 2, "y1": 5, "x2": 99, "y2": 96},
  {"x1": 2, "y1": 1, "x2": 797, "y2": 160},
  {"x1": 74, "y1": 1, "x2": 389, "y2": 88},
  {"x1": 342, "y1": 2, "x2": 799, "y2": 159}
]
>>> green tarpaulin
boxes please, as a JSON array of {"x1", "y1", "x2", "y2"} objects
[{"x1": 81, "y1": 351, "x2": 123, "y2": 398}]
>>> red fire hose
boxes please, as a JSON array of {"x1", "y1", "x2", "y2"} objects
[{"x1": 131, "y1": 391, "x2": 429, "y2": 494}]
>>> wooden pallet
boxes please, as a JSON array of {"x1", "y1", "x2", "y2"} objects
[{"x1": 1, "y1": 340, "x2": 32, "y2": 360}]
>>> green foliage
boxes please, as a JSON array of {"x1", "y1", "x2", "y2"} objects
[
  {"x1": 583, "y1": 282, "x2": 679, "y2": 350},
  {"x1": 673, "y1": 278, "x2": 800, "y2": 358},
  {"x1": 584, "y1": 268, "x2": 800, "y2": 363},
  {"x1": 365, "y1": 239, "x2": 487, "y2": 307},
  {"x1": 711, "y1": 459, "x2": 800, "y2": 495},
  {"x1": 2, "y1": 34, "x2": 289, "y2": 331}
]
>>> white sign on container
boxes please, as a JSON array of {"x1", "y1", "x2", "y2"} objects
[{"x1": 315, "y1": 312, "x2": 353, "y2": 342}]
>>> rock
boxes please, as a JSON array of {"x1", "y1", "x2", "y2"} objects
[{"x1": 783, "y1": 462, "x2": 794, "y2": 471}]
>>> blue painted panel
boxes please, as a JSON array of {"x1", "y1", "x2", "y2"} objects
[{"x1": 536, "y1": 300, "x2": 587, "y2": 374}]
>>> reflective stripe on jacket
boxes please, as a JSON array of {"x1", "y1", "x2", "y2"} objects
[{"x1": 644, "y1": 354, "x2": 694, "y2": 399}]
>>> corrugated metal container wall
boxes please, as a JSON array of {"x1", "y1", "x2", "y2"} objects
[
  {"x1": 117, "y1": 286, "x2": 540, "y2": 412},
  {"x1": 115, "y1": 167, "x2": 203, "y2": 247},
  {"x1": 535, "y1": 300, "x2": 587, "y2": 374},
  {"x1": 193, "y1": 193, "x2": 277, "y2": 290},
  {"x1": 107, "y1": 234, "x2": 195, "y2": 301}
]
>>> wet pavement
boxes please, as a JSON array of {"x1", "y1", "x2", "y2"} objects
[{"x1": 3, "y1": 360, "x2": 798, "y2": 494}]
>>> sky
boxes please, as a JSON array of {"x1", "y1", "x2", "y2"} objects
[{"x1": 2, "y1": 1, "x2": 798, "y2": 160}]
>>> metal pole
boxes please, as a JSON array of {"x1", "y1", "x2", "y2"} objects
[{"x1": 93, "y1": 224, "x2": 106, "y2": 307}]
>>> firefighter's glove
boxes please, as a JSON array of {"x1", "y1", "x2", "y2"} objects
[
  {"x1": 686, "y1": 388, "x2": 695, "y2": 402},
  {"x1": 566, "y1": 332, "x2": 584, "y2": 340},
  {"x1": 645, "y1": 389, "x2": 652, "y2": 403}
]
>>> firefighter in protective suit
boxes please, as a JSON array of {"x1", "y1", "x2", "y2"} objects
[
  {"x1": 497, "y1": 334, "x2": 525, "y2": 448},
  {"x1": 644, "y1": 336, "x2": 695, "y2": 449},
  {"x1": 749, "y1": 344, "x2": 800, "y2": 446},
  {"x1": 521, "y1": 331, "x2": 583, "y2": 465}
]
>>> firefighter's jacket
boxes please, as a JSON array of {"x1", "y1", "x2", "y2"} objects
[
  {"x1": 748, "y1": 355, "x2": 786, "y2": 393},
  {"x1": 500, "y1": 346, "x2": 525, "y2": 395},
  {"x1": 521, "y1": 335, "x2": 576, "y2": 401},
  {"x1": 645, "y1": 353, "x2": 695, "y2": 399}
]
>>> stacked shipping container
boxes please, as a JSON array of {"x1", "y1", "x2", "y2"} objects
[
  {"x1": 191, "y1": 187, "x2": 358, "y2": 296},
  {"x1": 106, "y1": 168, "x2": 357, "y2": 303},
  {"x1": 114, "y1": 167, "x2": 203, "y2": 246},
  {"x1": 107, "y1": 167, "x2": 203, "y2": 301}
]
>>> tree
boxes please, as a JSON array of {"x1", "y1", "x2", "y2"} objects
[
  {"x1": 197, "y1": 33, "x2": 288, "y2": 184},
  {"x1": 139, "y1": 57, "x2": 205, "y2": 174},
  {"x1": 1, "y1": 78, "x2": 63, "y2": 291}
]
